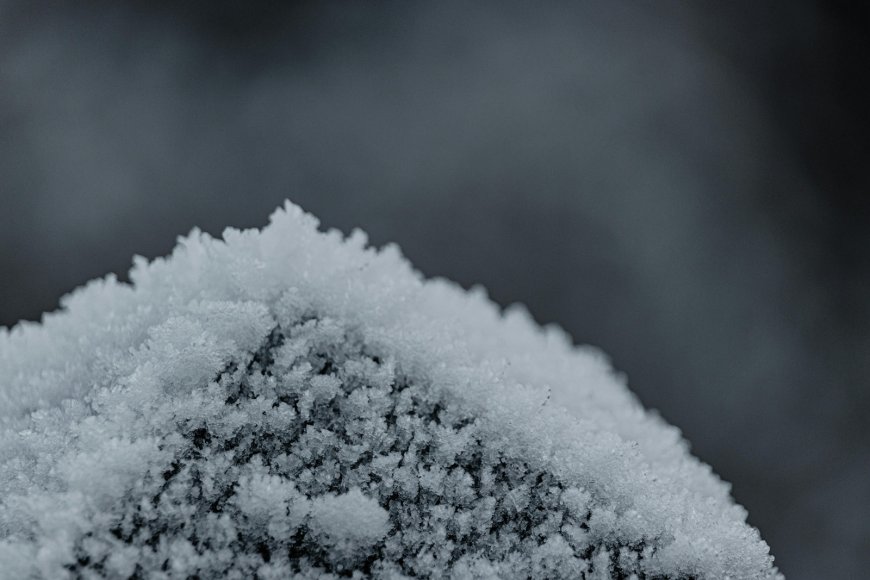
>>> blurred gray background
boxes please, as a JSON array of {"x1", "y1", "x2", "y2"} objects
[{"x1": 1, "y1": 1, "x2": 867, "y2": 577}]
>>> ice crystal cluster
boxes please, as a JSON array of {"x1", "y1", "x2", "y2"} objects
[{"x1": 0, "y1": 203, "x2": 780, "y2": 579}]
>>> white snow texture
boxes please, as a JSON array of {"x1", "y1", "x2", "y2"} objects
[{"x1": 0, "y1": 202, "x2": 780, "y2": 579}]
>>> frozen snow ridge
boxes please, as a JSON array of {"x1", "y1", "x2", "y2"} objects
[{"x1": 0, "y1": 202, "x2": 781, "y2": 579}]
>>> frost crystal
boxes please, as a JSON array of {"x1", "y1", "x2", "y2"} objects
[{"x1": 0, "y1": 202, "x2": 781, "y2": 579}]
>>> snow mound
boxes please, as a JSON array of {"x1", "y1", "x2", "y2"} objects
[{"x1": 0, "y1": 202, "x2": 780, "y2": 579}]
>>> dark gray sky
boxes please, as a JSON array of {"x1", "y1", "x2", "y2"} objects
[{"x1": 1, "y1": 2, "x2": 868, "y2": 577}]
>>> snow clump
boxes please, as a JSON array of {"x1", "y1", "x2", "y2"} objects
[{"x1": 0, "y1": 202, "x2": 781, "y2": 579}]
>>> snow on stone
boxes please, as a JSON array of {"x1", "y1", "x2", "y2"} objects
[{"x1": 0, "y1": 202, "x2": 781, "y2": 578}]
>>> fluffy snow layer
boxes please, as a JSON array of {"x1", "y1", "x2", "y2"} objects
[{"x1": 0, "y1": 202, "x2": 780, "y2": 579}]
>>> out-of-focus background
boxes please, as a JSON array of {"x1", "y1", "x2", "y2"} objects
[{"x1": 1, "y1": 1, "x2": 867, "y2": 577}]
